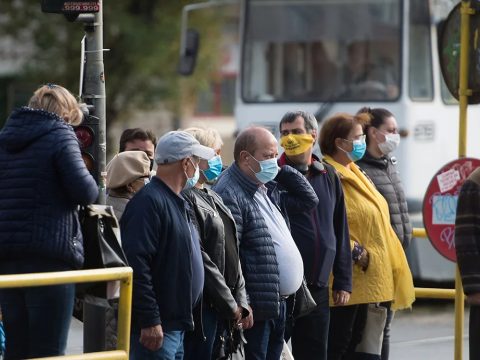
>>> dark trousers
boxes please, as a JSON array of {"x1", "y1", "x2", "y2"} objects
[
  {"x1": 0, "y1": 260, "x2": 74, "y2": 360},
  {"x1": 184, "y1": 304, "x2": 218, "y2": 360},
  {"x1": 0, "y1": 284, "x2": 75, "y2": 360},
  {"x1": 328, "y1": 304, "x2": 368, "y2": 360},
  {"x1": 291, "y1": 286, "x2": 329, "y2": 360},
  {"x1": 380, "y1": 304, "x2": 393, "y2": 360},
  {"x1": 244, "y1": 299, "x2": 286, "y2": 360},
  {"x1": 470, "y1": 305, "x2": 480, "y2": 360}
]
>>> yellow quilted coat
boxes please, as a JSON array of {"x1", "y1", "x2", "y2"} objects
[{"x1": 324, "y1": 156, "x2": 415, "y2": 310}]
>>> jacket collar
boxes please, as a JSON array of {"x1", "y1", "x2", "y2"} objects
[
  {"x1": 229, "y1": 162, "x2": 260, "y2": 196},
  {"x1": 323, "y1": 155, "x2": 384, "y2": 211},
  {"x1": 359, "y1": 151, "x2": 389, "y2": 169},
  {"x1": 150, "y1": 176, "x2": 187, "y2": 208}
]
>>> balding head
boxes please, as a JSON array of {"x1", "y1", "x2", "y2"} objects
[
  {"x1": 234, "y1": 127, "x2": 278, "y2": 184},
  {"x1": 234, "y1": 127, "x2": 275, "y2": 162}
]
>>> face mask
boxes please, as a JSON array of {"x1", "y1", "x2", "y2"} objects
[
  {"x1": 248, "y1": 154, "x2": 279, "y2": 184},
  {"x1": 338, "y1": 138, "x2": 366, "y2": 162},
  {"x1": 202, "y1": 155, "x2": 223, "y2": 182},
  {"x1": 279, "y1": 134, "x2": 315, "y2": 156},
  {"x1": 184, "y1": 159, "x2": 200, "y2": 189},
  {"x1": 378, "y1": 133, "x2": 400, "y2": 155}
]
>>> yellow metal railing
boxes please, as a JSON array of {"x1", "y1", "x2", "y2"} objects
[
  {"x1": 412, "y1": 227, "x2": 463, "y2": 360},
  {"x1": 0, "y1": 267, "x2": 133, "y2": 360}
]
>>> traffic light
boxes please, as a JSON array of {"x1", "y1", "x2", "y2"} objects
[{"x1": 75, "y1": 113, "x2": 100, "y2": 184}]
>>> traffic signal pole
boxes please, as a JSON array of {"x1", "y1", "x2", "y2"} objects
[{"x1": 81, "y1": 1, "x2": 106, "y2": 204}]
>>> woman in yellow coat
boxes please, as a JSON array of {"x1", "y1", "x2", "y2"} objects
[{"x1": 319, "y1": 112, "x2": 414, "y2": 359}]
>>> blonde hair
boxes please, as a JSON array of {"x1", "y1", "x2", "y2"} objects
[
  {"x1": 28, "y1": 84, "x2": 83, "y2": 126},
  {"x1": 183, "y1": 127, "x2": 223, "y2": 150}
]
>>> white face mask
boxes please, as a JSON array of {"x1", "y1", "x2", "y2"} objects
[{"x1": 378, "y1": 133, "x2": 400, "y2": 155}]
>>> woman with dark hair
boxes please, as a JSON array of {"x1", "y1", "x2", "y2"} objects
[
  {"x1": 0, "y1": 84, "x2": 98, "y2": 358},
  {"x1": 319, "y1": 112, "x2": 414, "y2": 360},
  {"x1": 355, "y1": 107, "x2": 411, "y2": 360}
]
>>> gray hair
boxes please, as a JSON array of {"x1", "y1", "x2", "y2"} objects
[{"x1": 279, "y1": 110, "x2": 318, "y2": 134}]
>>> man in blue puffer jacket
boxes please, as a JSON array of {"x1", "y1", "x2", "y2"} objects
[
  {"x1": 0, "y1": 84, "x2": 98, "y2": 359},
  {"x1": 213, "y1": 126, "x2": 318, "y2": 360}
]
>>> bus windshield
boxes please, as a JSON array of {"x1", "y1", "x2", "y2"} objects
[{"x1": 242, "y1": 0, "x2": 402, "y2": 103}]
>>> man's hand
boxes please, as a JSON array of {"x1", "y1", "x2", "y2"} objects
[
  {"x1": 332, "y1": 290, "x2": 350, "y2": 306},
  {"x1": 140, "y1": 324, "x2": 164, "y2": 351},
  {"x1": 240, "y1": 305, "x2": 254, "y2": 329},
  {"x1": 467, "y1": 293, "x2": 480, "y2": 305},
  {"x1": 233, "y1": 305, "x2": 243, "y2": 323}
]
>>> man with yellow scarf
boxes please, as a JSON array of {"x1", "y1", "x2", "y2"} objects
[{"x1": 277, "y1": 111, "x2": 352, "y2": 360}]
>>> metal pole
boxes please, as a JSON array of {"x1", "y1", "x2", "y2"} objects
[{"x1": 83, "y1": 0, "x2": 106, "y2": 204}]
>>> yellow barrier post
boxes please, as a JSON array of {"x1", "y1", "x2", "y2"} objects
[
  {"x1": 0, "y1": 267, "x2": 132, "y2": 360},
  {"x1": 456, "y1": 1, "x2": 475, "y2": 359}
]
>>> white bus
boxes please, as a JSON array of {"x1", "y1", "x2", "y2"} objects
[{"x1": 181, "y1": 0, "x2": 480, "y2": 282}]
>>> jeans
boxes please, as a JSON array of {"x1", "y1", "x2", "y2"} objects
[
  {"x1": 244, "y1": 299, "x2": 287, "y2": 360},
  {"x1": 184, "y1": 304, "x2": 218, "y2": 360},
  {"x1": 0, "y1": 260, "x2": 75, "y2": 360},
  {"x1": 291, "y1": 286, "x2": 329, "y2": 360},
  {"x1": 470, "y1": 305, "x2": 480, "y2": 360},
  {"x1": 130, "y1": 330, "x2": 185, "y2": 360}
]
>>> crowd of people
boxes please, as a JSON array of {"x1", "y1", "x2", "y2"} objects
[{"x1": 0, "y1": 84, "x2": 417, "y2": 360}]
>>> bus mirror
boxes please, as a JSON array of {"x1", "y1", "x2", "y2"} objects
[{"x1": 178, "y1": 29, "x2": 200, "y2": 76}]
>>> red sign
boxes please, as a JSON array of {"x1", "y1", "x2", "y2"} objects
[{"x1": 423, "y1": 158, "x2": 480, "y2": 262}]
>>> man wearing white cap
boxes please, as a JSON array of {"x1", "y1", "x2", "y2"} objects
[{"x1": 121, "y1": 131, "x2": 215, "y2": 360}]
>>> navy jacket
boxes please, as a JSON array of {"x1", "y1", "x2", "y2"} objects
[
  {"x1": 213, "y1": 163, "x2": 318, "y2": 320},
  {"x1": 0, "y1": 107, "x2": 98, "y2": 269},
  {"x1": 121, "y1": 177, "x2": 195, "y2": 332},
  {"x1": 279, "y1": 154, "x2": 352, "y2": 292}
]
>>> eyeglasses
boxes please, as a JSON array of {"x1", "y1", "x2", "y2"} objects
[{"x1": 45, "y1": 83, "x2": 57, "y2": 89}]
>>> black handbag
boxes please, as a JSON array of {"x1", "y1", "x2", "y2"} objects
[
  {"x1": 74, "y1": 204, "x2": 128, "y2": 322},
  {"x1": 80, "y1": 204, "x2": 128, "y2": 270},
  {"x1": 292, "y1": 278, "x2": 317, "y2": 319}
]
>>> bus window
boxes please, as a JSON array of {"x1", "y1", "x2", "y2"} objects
[
  {"x1": 408, "y1": 0, "x2": 433, "y2": 101},
  {"x1": 242, "y1": 0, "x2": 402, "y2": 103}
]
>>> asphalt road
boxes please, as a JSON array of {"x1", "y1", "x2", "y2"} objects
[{"x1": 66, "y1": 301, "x2": 470, "y2": 359}]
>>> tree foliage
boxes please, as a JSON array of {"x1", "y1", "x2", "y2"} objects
[{"x1": 0, "y1": 0, "x2": 223, "y2": 125}]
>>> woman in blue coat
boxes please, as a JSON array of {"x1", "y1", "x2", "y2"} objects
[{"x1": 0, "y1": 84, "x2": 98, "y2": 359}]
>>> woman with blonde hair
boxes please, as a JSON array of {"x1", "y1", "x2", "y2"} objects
[
  {"x1": 319, "y1": 112, "x2": 414, "y2": 360},
  {"x1": 0, "y1": 84, "x2": 98, "y2": 358}
]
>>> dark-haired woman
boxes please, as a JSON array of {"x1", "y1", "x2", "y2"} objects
[{"x1": 355, "y1": 107, "x2": 412, "y2": 360}]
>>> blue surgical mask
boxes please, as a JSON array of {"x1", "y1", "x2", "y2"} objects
[
  {"x1": 248, "y1": 154, "x2": 279, "y2": 184},
  {"x1": 184, "y1": 159, "x2": 200, "y2": 189},
  {"x1": 338, "y1": 137, "x2": 367, "y2": 162},
  {"x1": 202, "y1": 155, "x2": 223, "y2": 182}
]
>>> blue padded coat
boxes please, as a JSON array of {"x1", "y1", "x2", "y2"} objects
[{"x1": 0, "y1": 107, "x2": 98, "y2": 269}]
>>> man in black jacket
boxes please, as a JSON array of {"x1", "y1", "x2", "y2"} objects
[
  {"x1": 121, "y1": 131, "x2": 215, "y2": 360},
  {"x1": 278, "y1": 111, "x2": 352, "y2": 360}
]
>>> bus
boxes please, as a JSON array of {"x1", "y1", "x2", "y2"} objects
[{"x1": 181, "y1": 0, "x2": 480, "y2": 282}]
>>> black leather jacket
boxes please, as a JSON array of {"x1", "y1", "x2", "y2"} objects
[{"x1": 182, "y1": 186, "x2": 249, "y2": 319}]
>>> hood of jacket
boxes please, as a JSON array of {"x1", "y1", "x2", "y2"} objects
[{"x1": 0, "y1": 107, "x2": 72, "y2": 153}]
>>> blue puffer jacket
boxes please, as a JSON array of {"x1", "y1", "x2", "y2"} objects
[
  {"x1": 0, "y1": 107, "x2": 98, "y2": 269},
  {"x1": 213, "y1": 163, "x2": 318, "y2": 320}
]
